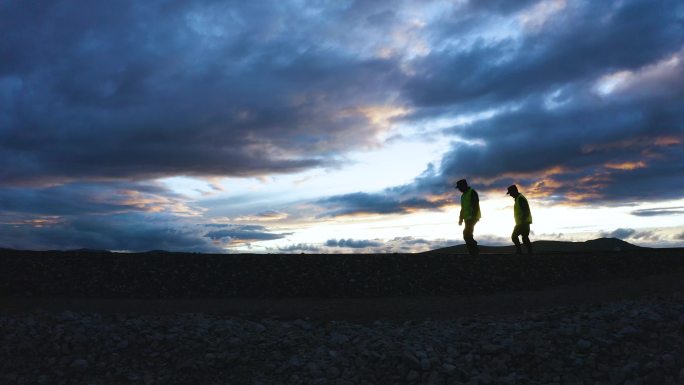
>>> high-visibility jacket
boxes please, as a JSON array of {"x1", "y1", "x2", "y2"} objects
[
  {"x1": 514, "y1": 194, "x2": 533, "y2": 225},
  {"x1": 460, "y1": 187, "x2": 481, "y2": 222}
]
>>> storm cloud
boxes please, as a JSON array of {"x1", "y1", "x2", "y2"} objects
[
  {"x1": 0, "y1": 0, "x2": 404, "y2": 185},
  {"x1": 205, "y1": 224, "x2": 289, "y2": 243},
  {"x1": 413, "y1": 0, "x2": 684, "y2": 204},
  {"x1": 316, "y1": 0, "x2": 684, "y2": 217},
  {"x1": 631, "y1": 207, "x2": 684, "y2": 217},
  {"x1": 316, "y1": 190, "x2": 450, "y2": 218},
  {"x1": 0, "y1": 213, "x2": 221, "y2": 253},
  {"x1": 605, "y1": 228, "x2": 637, "y2": 240}
]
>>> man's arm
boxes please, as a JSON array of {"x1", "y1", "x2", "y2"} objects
[
  {"x1": 520, "y1": 196, "x2": 530, "y2": 218},
  {"x1": 471, "y1": 190, "x2": 479, "y2": 218}
]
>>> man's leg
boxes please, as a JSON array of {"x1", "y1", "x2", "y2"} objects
[
  {"x1": 511, "y1": 225, "x2": 523, "y2": 254},
  {"x1": 463, "y1": 220, "x2": 479, "y2": 256},
  {"x1": 520, "y1": 224, "x2": 532, "y2": 254}
]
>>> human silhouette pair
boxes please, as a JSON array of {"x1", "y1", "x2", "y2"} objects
[{"x1": 455, "y1": 179, "x2": 533, "y2": 256}]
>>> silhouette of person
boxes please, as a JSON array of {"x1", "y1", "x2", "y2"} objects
[
  {"x1": 456, "y1": 179, "x2": 481, "y2": 256},
  {"x1": 507, "y1": 184, "x2": 533, "y2": 254}
]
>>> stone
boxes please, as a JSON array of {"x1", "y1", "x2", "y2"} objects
[
  {"x1": 70, "y1": 358, "x2": 89, "y2": 372},
  {"x1": 609, "y1": 369, "x2": 626, "y2": 385},
  {"x1": 407, "y1": 370, "x2": 420, "y2": 382},
  {"x1": 294, "y1": 319, "x2": 312, "y2": 330},
  {"x1": 327, "y1": 367, "x2": 341, "y2": 379},
  {"x1": 330, "y1": 332, "x2": 349, "y2": 344},
  {"x1": 661, "y1": 354, "x2": 675, "y2": 369},
  {"x1": 403, "y1": 352, "x2": 421, "y2": 370},
  {"x1": 576, "y1": 339, "x2": 592, "y2": 351},
  {"x1": 619, "y1": 326, "x2": 639, "y2": 335},
  {"x1": 483, "y1": 344, "x2": 505, "y2": 354}
]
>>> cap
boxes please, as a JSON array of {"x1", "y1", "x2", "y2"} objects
[
  {"x1": 455, "y1": 179, "x2": 467, "y2": 187},
  {"x1": 506, "y1": 184, "x2": 518, "y2": 195}
]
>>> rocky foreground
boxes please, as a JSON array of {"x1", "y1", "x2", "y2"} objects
[
  {"x1": 2, "y1": 295, "x2": 684, "y2": 385},
  {"x1": 2, "y1": 249, "x2": 684, "y2": 384}
]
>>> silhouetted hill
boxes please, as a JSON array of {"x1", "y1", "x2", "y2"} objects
[
  {"x1": 426, "y1": 237, "x2": 644, "y2": 254},
  {"x1": 2, "y1": 246, "x2": 683, "y2": 298},
  {"x1": 66, "y1": 248, "x2": 112, "y2": 253}
]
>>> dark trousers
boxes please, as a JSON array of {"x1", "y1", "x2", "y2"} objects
[
  {"x1": 512, "y1": 223, "x2": 532, "y2": 254},
  {"x1": 463, "y1": 220, "x2": 479, "y2": 256}
]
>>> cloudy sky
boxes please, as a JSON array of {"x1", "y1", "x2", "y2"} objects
[{"x1": 1, "y1": 0, "x2": 683, "y2": 253}]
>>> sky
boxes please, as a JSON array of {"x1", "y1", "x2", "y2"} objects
[{"x1": 1, "y1": 0, "x2": 683, "y2": 253}]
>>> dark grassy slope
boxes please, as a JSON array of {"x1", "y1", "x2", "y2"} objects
[
  {"x1": 1, "y1": 240, "x2": 682, "y2": 299},
  {"x1": 427, "y1": 237, "x2": 643, "y2": 254}
]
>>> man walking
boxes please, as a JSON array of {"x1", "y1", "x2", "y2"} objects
[
  {"x1": 507, "y1": 184, "x2": 533, "y2": 254},
  {"x1": 456, "y1": 179, "x2": 481, "y2": 256}
]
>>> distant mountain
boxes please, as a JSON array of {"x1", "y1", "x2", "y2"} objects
[
  {"x1": 66, "y1": 248, "x2": 112, "y2": 253},
  {"x1": 426, "y1": 237, "x2": 644, "y2": 254}
]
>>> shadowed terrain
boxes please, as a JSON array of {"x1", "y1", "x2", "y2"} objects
[
  {"x1": 0, "y1": 238, "x2": 681, "y2": 299},
  {"x1": 2, "y1": 239, "x2": 684, "y2": 385},
  {"x1": 427, "y1": 237, "x2": 644, "y2": 254}
]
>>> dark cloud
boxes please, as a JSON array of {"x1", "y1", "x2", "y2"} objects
[
  {"x1": 599, "y1": 228, "x2": 661, "y2": 242},
  {"x1": 0, "y1": 180, "x2": 221, "y2": 252},
  {"x1": 432, "y1": 98, "x2": 684, "y2": 203},
  {"x1": 275, "y1": 243, "x2": 322, "y2": 253},
  {"x1": 677, "y1": 232, "x2": 684, "y2": 241},
  {"x1": 325, "y1": 238, "x2": 383, "y2": 248},
  {"x1": 410, "y1": 0, "x2": 684, "y2": 204},
  {"x1": 631, "y1": 207, "x2": 684, "y2": 217},
  {"x1": 205, "y1": 225, "x2": 289, "y2": 243},
  {"x1": 382, "y1": 237, "x2": 462, "y2": 253},
  {"x1": 315, "y1": 164, "x2": 453, "y2": 217},
  {"x1": 0, "y1": 0, "x2": 404, "y2": 185},
  {"x1": 0, "y1": 214, "x2": 221, "y2": 253},
  {"x1": 0, "y1": 180, "x2": 290, "y2": 251},
  {"x1": 408, "y1": 0, "x2": 683, "y2": 108},
  {"x1": 2, "y1": 0, "x2": 684, "y2": 251},
  {"x1": 464, "y1": 0, "x2": 540, "y2": 14},
  {"x1": 630, "y1": 230, "x2": 662, "y2": 242},
  {"x1": 316, "y1": 0, "x2": 684, "y2": 213},
  {"x1": 0, "y1": 182, "x2": 192, "y2": 217},
  {"x1": 315, "y1": 192, "x2": 449, "y2": 217},
  {"x1": 604, "y1": 228, "x2": 637, "y2": 239},
  {"x1": 274, "y1": 237, "x2": 463, "y2": 254}
]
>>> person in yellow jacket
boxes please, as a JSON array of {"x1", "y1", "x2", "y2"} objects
[
  {"x1": 507, "y1": 184, "x2": 533, "y2": 255},
  {"x1": 456, "y1": 179, "x2": 481, "y2": 256}
]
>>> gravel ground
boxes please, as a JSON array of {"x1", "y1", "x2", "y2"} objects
[
  {"x1": 3, "y1": 294, "x2": 684, "y2": 385},
  {"x1": 2, "y1": 249, "x2": 684, "y2": 298},
  {"x1": 3, "y1": 249, "x2": 684, "y2": 384}
]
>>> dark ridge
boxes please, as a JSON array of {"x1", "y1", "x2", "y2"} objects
[
  {"x1": 66, "y1": 248, "x2": 112, "y2": 254},
  {"x1": 1, "y1": 246, "x2": 682, "y2": 299},
  {"x1": 426, "y1": 237, "x2": 644, "y2": 254}
]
